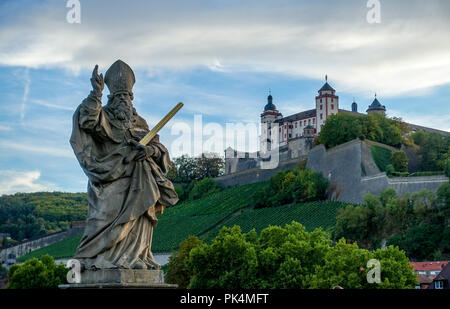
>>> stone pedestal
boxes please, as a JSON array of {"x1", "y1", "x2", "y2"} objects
[{"x1": 59, "y1": 269, "x2": 178, "y2": 289}]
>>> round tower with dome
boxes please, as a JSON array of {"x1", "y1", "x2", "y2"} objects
[
  {"x1": 260, "y1": 91, "x2": 283, "y2": 151},
  {"x1": 366, "y1": 94, "x2": 386, "y2": 115}
]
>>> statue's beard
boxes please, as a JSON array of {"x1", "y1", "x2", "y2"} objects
[{"x1": 112, "y1": 101, "x2": 132, "y2": 123}]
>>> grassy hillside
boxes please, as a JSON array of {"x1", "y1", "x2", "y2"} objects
[
  {"x1": 17, "y1": 234, "x2": 82, "y2": 262},
  {"x1": 18, "y1": 181, "x2": 351, "y2": 260},
  {"x1": 370, "y1": 145, "x2": 392, "y2": 172}
]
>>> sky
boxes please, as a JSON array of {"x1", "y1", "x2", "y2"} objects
[{"x1": 0, "y1": 0, "x2": 449, "y2": 194}]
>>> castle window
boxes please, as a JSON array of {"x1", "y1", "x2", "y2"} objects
[
  {"x1": 308, "y1": 119, "x2": 311, "y2": 124},
  {"x1": 332, "y1": 98, "x2": 334, "y2": 102},
  {"x1": 320, "y1": 114, "x2": 323, "y2": 120},
  {"x1": 331, "y1": 104, "x2": 334, "y2": 110},
  {"x1": 313, "y1": 118, "x2": 315, "y2": 124},
  {"x1": 320, "y1": 99, "x2": 322, "y2": 103},
  {"x1": 295, "y1": 122, "x2": 297, "y2": 128},
  {"x1": 304, "y1": 120, "x2": 306, "y2": 126},
  {"x1": 320, "y1": 105, "x2": 323, "y2": 110}
]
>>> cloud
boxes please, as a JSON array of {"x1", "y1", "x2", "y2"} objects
[
  {"x1": 20, "y1": 68, "x2": 30, "y2": 123},
  {"x1": 0, "y1": 140, "x2": 74, "y2": 159},
  {"x1": 0, "y1": 0, "x2": 450, "y2": 97},
  {"x1": 30, "y1": 98, "x2": 75, "y2": 111},
  {"x1": 0, "y1": 170, "x2": 59, "y2": 194}
]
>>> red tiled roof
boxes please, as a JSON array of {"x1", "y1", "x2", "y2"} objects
[
  {"x1": 417, "y1": 274, "x2": 435, "y2": 284},
  {"x1": 411, "y1": 261, "x2": 449, "y2": 272}
]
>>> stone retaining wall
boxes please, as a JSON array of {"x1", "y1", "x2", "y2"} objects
[{"x1": 0, "y1": 226, "x2": 85, "y2": 264}]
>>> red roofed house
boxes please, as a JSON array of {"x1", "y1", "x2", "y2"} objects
[
  {"x1": 411, "y1": 261, "x2": 449, "y2": 289},
  {"x1": 429, "y1": 263, "x2": 450, "y2": 290}
]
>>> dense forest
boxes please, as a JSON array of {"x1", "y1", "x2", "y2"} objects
[{"x1": 0, "y1": 192, "x2": 87, "y2": 246}]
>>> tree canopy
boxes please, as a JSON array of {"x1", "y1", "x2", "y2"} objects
[
  {"x1": 167, "y1": 223, "x2": 417, "y2": 289},
  {"x1": 168, "y1": 152, "x2": 225, "y2": 184},
  {"x1": 7, "y1": 254, "x2": 67, "y2": 289},
  {"x1": 334, "y1": 184, "x2": 450, "y2": 260},
  {"x1": 253, "y1": 166, "x2": 329, "y2": 208},
  {"x1": 0, "y1": 192, "x2": 87, "y2": 244},
  {"x1": 318, "y1": 113, "x2": 407, "y2": 148}
]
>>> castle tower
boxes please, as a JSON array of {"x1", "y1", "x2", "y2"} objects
[
  {"x1": 352, "y1": 99, "x2": 358, "y2": 113},
  {"x1": 366, "y1": 94, "x2": 386, "y2": 115},
  {"x1": 316, "y1": 75, "x2": 339, "y2": 134},
  {"x1": 260, "y1": 91, "x2": 282, "y2": 152}
]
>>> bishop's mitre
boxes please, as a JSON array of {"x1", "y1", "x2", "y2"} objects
[{"x1": 104, "y1": 60, "x2": 136, "y2": 96}]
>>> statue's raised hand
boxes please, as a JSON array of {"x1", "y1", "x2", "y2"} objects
[{"x1": 90, "y1": 64, "x2": 104, "y2": 93}]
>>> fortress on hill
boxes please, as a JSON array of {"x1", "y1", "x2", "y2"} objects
[
  {"x1": 261, "y1": 76, "x2": 385, "y2": 149},
  {"x1": 219, "y1": 78, "x2": 449, "y2": 204},
  {"x1": 224, "y1": 77, "x2": 448, "y2": 176}
]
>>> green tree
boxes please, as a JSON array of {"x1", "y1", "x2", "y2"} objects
[
  {"x1": 318, "y1": 113, "x2": 405, "y2": 148},
  {"x1": 171, "y1": 155, "x2": 197, "y2": 183},
  {"x1": 391, "y1": 151, "x2": 408, "y2": 173},
  {"x1": 188, "y1": 226, "x2": 259, "y2": 289},
  {"x1": 336, "y1": 185, "x2": 450, "y2": 260},
  {"x1": 188, "y1": 178, "x2": 223, "y2": 201},
  {"x1": 255, "y1": 167, "x2": 328, "y2": 208},
  {"x1": 186, "y1": 223, "x2": 416, "y2": 289},
  {"x1": 7, "y1": 254, "x2": 67, "y2": 289},
  {"x1": 412, "y1": 131, "x2": 450, "y2": 172},
  {"x1": 194, "y1": 152, "x2": 225, "y2": 179},
  {"x1": 371, "y1": 246, "x2": 417, "y2": 289},
  {"x1": 165, "y1": 236, "x2": 203, "y2": 288},
  {"x1": 387, "y1": 224, "x2": 441, "y2": 260},
  {"x1": 309, "y1": 239, "x2": 371, "y2": 289}
]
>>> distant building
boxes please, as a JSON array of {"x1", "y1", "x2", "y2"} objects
[
  {"x1": 411, "y1": 261, "x2": 449, "y2": 276},
  {"x1": 411, "y1": 261, "x2": 449, "y2": 289},
  {"x1": 429, "y1": 263, "x2": 450, "y2": 289},
  {"x1": 416, "y1": 274, "x2": 435, "y2": 289},
  {"x1": 259, "y1": 77, "x2": 448, "y2": 153},
  {"x1": 260, "y1": 77, "x2": 396, "y2": 151},
  {"x1": 226, "y1": 77, "x2": 449, "y2": 176},
  {"x1": 366, "y1": 94, "x2": 386, "y2": 115}
]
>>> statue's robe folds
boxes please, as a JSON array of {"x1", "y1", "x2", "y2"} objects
[{"x1": 69, "y1": 94, "x2": 178, "y2": 269}]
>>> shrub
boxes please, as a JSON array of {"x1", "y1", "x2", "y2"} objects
[
  {"x1": 254, "y1": 168, "x2": 328, "y2": 208},
  {"x1": 391, "y1": 151, "x2": 408, "y2": 173},
  {"x1": 385, "y1": 164, "x2": 395, "y2": 176},
  {"x1": 387, "y1": 224, "x2": 441, "y2": 260},
  {"x1": 7, "y1": 254, "x2": 67, "y2": 289},
  {"x1": 188, "y1": 178, "x2": 223, "y2": 201},
  {"x1": 165, "y1": 236, "x2": 203, "y2": 288}
]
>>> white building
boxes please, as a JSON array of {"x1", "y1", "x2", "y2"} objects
[{"x1": 260, "y1": 77, "x2": 385, "y2": 151}]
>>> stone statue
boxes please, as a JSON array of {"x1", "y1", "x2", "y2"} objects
[{"x1": 70, "y1": 60, "x2": 179, "y2": 271}]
